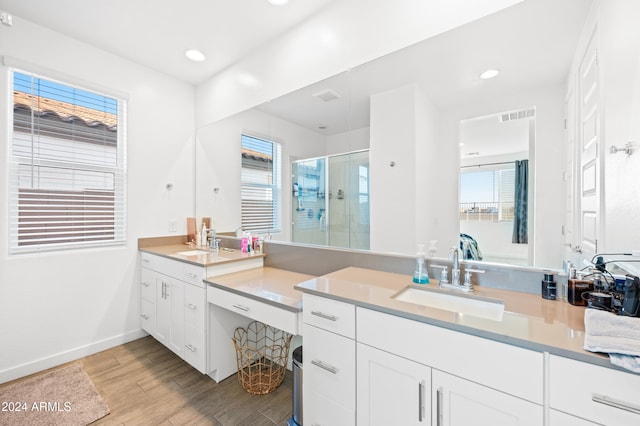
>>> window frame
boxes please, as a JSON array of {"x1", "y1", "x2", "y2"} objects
[
  {"x1": 240, "y1": 133, "x2": 282, "y2": 234},
  {"x1": 8, "y1": 67, "x2": 128, "y2": 254}
]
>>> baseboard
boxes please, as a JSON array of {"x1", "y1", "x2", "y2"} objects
[{"x1": 0, "y1": 329, "x2": 147, "y2": 384}]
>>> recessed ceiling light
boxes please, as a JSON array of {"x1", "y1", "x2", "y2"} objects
[
  {"x1": 268, "y1": 0, "x2": 289, "y2": 5},
  {"x1": 185, "y1": 49, "x2": 206, "y2": 62},
  {"x1": 479, "y1": 69, "x2": 500, "y2": 80}
]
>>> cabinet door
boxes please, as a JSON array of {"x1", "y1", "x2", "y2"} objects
[
  {"x1": 168, "y1": 278, "x2": 184, "y2": 357},
  {"x1": 156, "y1": 274, "x2": 171, "y2": 346},
  {"x1": 303, "y1": 324, "x2": 355, "y2": 426},
  {"x1": 432, "y1": 370, "x2": 542, "y2": 426},
  {"x1": 357, "y1": 343, "x2": 431, "y2": 426},
  {"x1": 140, "y1": 298, "x2": 156, "y2": 335},
  {"x1": 156, "y1": 274, "x2": 184, "y2": 357}
]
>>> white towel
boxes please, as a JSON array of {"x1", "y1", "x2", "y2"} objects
[{"x1": 584, "y1": 308, "x2": 640, "y2": 356}]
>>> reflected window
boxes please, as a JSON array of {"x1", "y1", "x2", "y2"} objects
[
  {"x1": 459, "y1": 166, "x2": 514, "y2": 222},
  {"x1": 241, "y1": 134, "x2": 281, "y2": 232}
]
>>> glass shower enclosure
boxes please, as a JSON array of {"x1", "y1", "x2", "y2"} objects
[{"x1": 291, "y1": 151, "x2": 369, "y2": 250}]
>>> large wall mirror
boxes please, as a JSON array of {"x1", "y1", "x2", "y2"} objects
[{"x1": 196, "y1": 0, "x2": 639, "y2": 271}]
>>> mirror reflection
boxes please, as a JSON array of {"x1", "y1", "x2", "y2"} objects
[
  {"x1": 196, "y1": 0, "x2": 640, "y2": 272},
  {"x1": 459, "y1": 110, "x2": 533, "y2": 265}
]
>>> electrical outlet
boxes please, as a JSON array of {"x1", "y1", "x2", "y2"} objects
[{"x1": 168, "y1": 220, "x2": 177, "y2": 232}]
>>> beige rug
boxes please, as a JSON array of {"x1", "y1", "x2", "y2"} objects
[{"x1": 0, "y1": 362, "x2": 110, "y2": 426}]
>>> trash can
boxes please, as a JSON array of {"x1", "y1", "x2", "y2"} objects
[{"x1": 288, "y1": 346, "x2": 303, "y2": 426}]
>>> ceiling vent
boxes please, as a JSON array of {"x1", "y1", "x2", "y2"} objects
[
  {"x1": 499, "y1": 107, "x2": 535, "y2": 123},
  {"x1": 313, "y1": 89, "x2": 341, "y2": 102}
]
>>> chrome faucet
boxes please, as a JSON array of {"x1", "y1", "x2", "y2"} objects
[{"x1": 449, "y1": 246, "x2": 461, "y2": 286}]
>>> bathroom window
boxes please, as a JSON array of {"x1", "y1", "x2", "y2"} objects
[
  {"x1": 459, "y1": 166, "x2": 514, "y2": 222},
  {"x1": 241, "y1": 134, "x2": 281, "y2": 233},
  {"x1": 9, "y1": 70, "x2": 127, "y2": 253}
]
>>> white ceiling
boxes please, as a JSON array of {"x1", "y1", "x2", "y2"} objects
[
  {"x1": 259, "y1": 0, "x2": 592, "y2": 136},
  {"x1": 0, "y1": 0, "x2": 338, "y2": 85}
]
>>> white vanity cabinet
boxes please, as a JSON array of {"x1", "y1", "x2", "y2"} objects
[
  {"x1": 140, "y1": 250, "x2": 264, "y2": 375},
  {"x1": 302, "y1": 293, "x2": 356, "y2": 426},
  {"x1": 549, "y1": 354, "x2": 640, "y2": 425},
  {"x1": 355, "y1": 307, "x2": 544, "y2": 425}
]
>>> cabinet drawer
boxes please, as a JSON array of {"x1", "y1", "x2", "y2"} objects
[
  {"x1": 184, "y1": 283, "x2": 206, "y2": 328},
  {"x1": 550, "y1": 409, "x2": 599, "y2": 426},
  {"x1": 550, "y1": 355, "x2": 640, "y2": 424},
  {"x1": 303, "y1": 293, "x2": 355, "y2": 339},
  {"x1": 183, "y1": 263, "x2": 205, "y2": 288},
  {"x1": 208, "y1": 286, "x2": 298, "y2": 335},
  {"x1": 305, "y1": 389, "x2": 355, "y2": 426},
  {"x1": 303, "y1": 323, "x2": 355, "y2": 410},
  {"x1": 141, "y1": 268, "x2": 155, "y2": 301},
  {"x1": 154, "y1": 255, "x2": 183, "y2": 280},
  {"x1": 184, "y1": 323, "x2": 207, "y2": 373},
  {"x1": 140, "y1": 298, "x2": 155, "y2": 335},
  {"x1": 140, "y1": 252, "x2": 155, "y2": 269}
]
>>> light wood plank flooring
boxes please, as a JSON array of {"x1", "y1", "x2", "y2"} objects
[{"x1": 82, "y1": 336, "x2": 294, "y2": 425}]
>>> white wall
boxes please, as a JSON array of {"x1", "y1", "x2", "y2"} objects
[
  {"x1": 0, "y1": 17, "x2": 195, "y2": 383},
  {"x1": 370, "y1": 85, "x2": 441, "y2": 255},
  {"x1": 195, "y1": 109, "x2": 326, "y2": 242},
  {"x1": 600, "y1": 0, "x2": 640, "y2": 253}
]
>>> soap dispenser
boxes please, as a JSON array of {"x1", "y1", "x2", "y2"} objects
[{"x1": 413, "y1": 244, "x2": 429, "y2": 284}]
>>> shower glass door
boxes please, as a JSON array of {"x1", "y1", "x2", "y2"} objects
[
  {"x1": 292, "y1": 151, "x2": 370, "y2": 250},
  {"x1": 291, "y1": 157, "x2": 328, "y2": 246}
]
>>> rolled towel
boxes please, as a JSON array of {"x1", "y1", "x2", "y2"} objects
[{"x1": 584, "y1": 309, "x2": 640, "y2": 356}]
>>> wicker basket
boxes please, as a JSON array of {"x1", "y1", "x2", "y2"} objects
[{"x1": 232, "y1": 321, "x2": 293, "y2": 395}]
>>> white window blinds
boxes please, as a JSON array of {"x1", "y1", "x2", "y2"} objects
[
  {"x1": 9, "y1": 70, "x2": 127, "y2": 253},
  {"x1": 241, "y1": 134, "x2": 281, "y2": 233}
]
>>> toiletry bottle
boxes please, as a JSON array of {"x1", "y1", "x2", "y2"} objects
[
  {"x1": 241, "y1": 232, "x2": 249, "y2": 253},
  {"x1": 413, "y1": 244, "x2": 429, "y2": 284},
  {"x1": 201, "y1": 223, "x2": 207, "y2": 248},
  {"x1": 542, "y1": 272, "x2": 557, "y2": 300},
  {"x1": 568, "y1": 271, "x2": 593, "y2": 306}
]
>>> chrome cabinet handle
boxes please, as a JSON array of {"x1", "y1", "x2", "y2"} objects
[
  {"x1": 141, "y1": 314, "x2": 149, "y2": 320},
  {"x1": 142, "y1": 282, "x2": 150, "y2": 287},
  {"x1": 592, "y1": 393, "x2": 640, "y2": 415},
  {"x1": 311, "y1": 311, "x2": 337, "y2": 321},
  {"x1": 185, "y1": 303, "x2": 197, "y2": 310},
  {"x1": 186, "y1": 272, "x2": 198, "y2": 278},
  {"x1": 232, "y1": 304, "x2": 250, "y2": 312},
  {"x1": 185, "y1": 344, "x2": 197, "y2": 352},
  {"x1": 311, "y1": 359, "x2": 338, "y2": 374},
  {"x1": 436, "y1": 386, "x2": 443, "y2": 426},
  {"x1": 418, "y1": 380, "x2": 425, "y2": 422},
  {"x1": 142, "y1": 258, "x2": 151, "y2": 263}
]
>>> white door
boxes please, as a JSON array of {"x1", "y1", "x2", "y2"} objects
[
  {"x1": 578, "y1": 29, "x2": 601, "y2": 264},
  {"x1": 357, "y1": 343, "x2": 431, "y2": 426},
  {"x1": 432, "y1": 370, "x2": 542, "y2": 426},
  {"x1": 563, "y1": 81, "x2": 579, "y2": 265}
]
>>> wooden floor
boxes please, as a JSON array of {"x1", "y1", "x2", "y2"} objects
[{"x1": 82, "y1": 336, "x2": 294, "y2": 425}]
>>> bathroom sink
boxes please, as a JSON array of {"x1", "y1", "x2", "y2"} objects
[
  {"x1": 392, "y1": 286, "x2": 505, "y2": 321},
  {"x1": 176, "y1": 249, "x2": 210, "y2": 256}
]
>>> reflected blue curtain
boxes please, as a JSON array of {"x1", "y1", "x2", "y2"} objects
[{"x1": 512, "y1": 160, "x2": 528, "y2": 244}]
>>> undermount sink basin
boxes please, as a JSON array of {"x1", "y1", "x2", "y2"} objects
[
  {"x1": 392, "y1": 286, "x2": 505, "y2": 321},
  {"x1": 176, "y1": 249, "x2": 210, "y2": 256}
]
